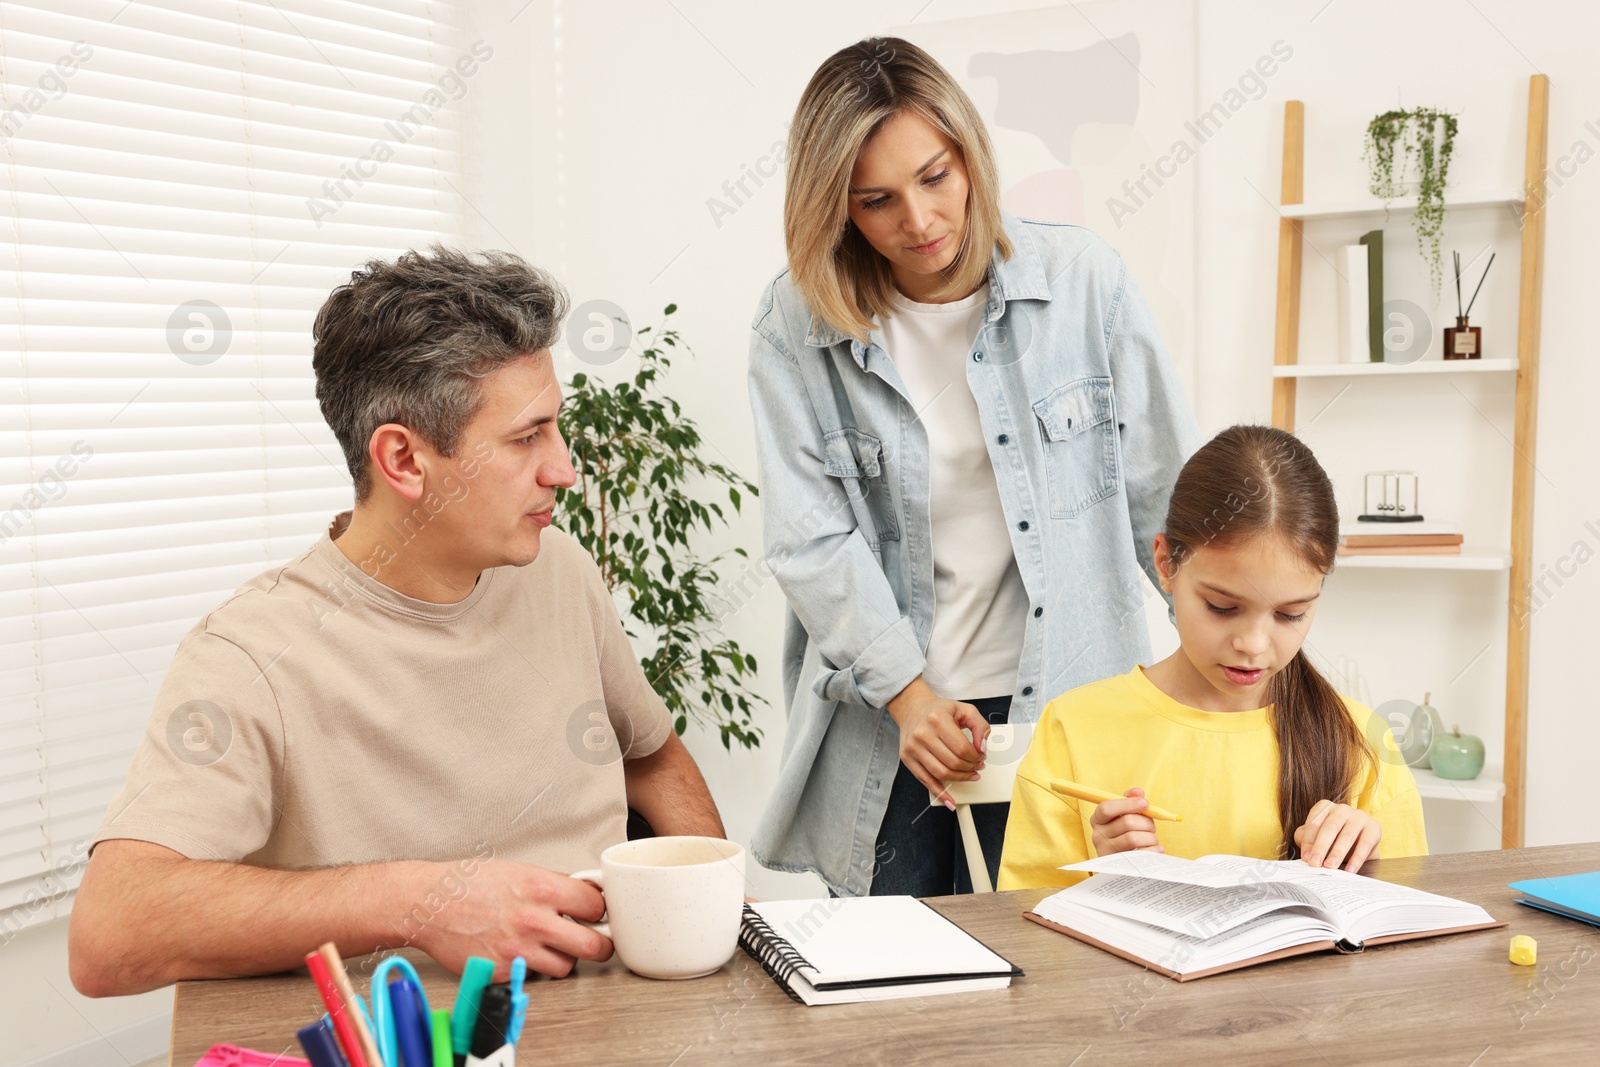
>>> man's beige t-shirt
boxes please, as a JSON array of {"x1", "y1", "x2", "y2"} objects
[{"x1": 92, "y1": 517, "x2": 672, "y2": 875}]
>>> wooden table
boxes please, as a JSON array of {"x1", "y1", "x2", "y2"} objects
[{"x1": 172, "y1": 844, "x2": 1600, "y2": 1065}]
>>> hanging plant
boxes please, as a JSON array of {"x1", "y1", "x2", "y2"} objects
[
  {"x1": 560, "y1": 304, "x2": 766, "y2": 750},
  {"x1": 1363, "y1": 108, "x2": 1458, "y2": 294}
]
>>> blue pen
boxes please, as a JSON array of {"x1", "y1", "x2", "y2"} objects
[
  {"x1": 371, "y1": 956, "x2": 434, "y2": 1067},
  {"x1": 390, "y1": 975, "x2": 430, "y2": 1067},
  {"x1": 410, "y1": 980, "x2": 433, "y2": 1058},
  {"x1": 296, "y1": 1018, "x2": 346, "y2": 1067},
  {"x1": 504, "y1": 957, "x2": 527, "y2": 1047}
]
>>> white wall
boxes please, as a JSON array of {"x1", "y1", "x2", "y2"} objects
[
  {"x1": 0, "y1": 919, "x2": 168, "y2": 1066},
  {"x1": 467, "y1": 0, "x2": 1599, "y2": 874}
]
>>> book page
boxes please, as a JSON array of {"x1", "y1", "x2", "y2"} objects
[
  {"x1": 1062, "y1": 853, "x2": 1493, "y2": 942},
  {"x1": 1064, "y1": 851, "x2": 1270, "y2": 888},
  {"x1": 1202, "y1": 857, "x2": 1440, "y2": 909},
  {"x1": 1196, "y1": 856, "x2": 1493, "y2": 938},
  {"x1": 1064, "y1": 853, "x2": 1484, "y2": 937},
  {"x1": 1052, "y1": 872, "x2": 1328, "y2": 938},
  {"x1": 1255, "y1": 864, "x2": 1434, "y2": 913}
]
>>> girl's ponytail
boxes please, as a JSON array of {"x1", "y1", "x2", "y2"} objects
[{"x1": 1269, "y1": 649, "x2": 1374, "y2": 859}]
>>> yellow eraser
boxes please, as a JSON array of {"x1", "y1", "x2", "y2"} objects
[{"x1": 1510, "y1": 934, "x2": 1537, "y2": 966}]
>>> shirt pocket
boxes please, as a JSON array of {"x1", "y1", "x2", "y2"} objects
[
  {"x1": 1032, "y1": 377, "x2": 1120, "y2": 519},
  {"x1": 822, "y1": 427, "x2": 900, "y2": 546}
]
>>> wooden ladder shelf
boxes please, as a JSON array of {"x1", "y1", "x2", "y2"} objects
[{"x1": 1269, "y1": 75, "x2": 1549, "y2": 847}]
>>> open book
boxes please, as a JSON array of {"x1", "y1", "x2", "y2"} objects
[{"x1": 1025, "y1": 852, "x2": 1503, "y2": 981}]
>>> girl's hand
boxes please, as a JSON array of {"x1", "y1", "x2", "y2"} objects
[
  {"x1": 886, "y1": 677, "x2": 989, "y2": 807},
  {"x1": 1294, "y1": 800, "x2": 1383, "y2": 872},
  {"x1": 1090, "y1": 787, "x2": 1163, "y2": 856}
]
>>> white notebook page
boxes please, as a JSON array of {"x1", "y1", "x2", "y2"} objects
[{"x1": 748, "y1": 896, "x2": 1015, "y2": 986}]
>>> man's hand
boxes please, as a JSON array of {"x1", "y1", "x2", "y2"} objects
[
  {"x1": 886, "y1": 676, "x2": 990, "y2": 807},
  {"x1": 1090, "y1": 787, "x2": 1163, "y2": 856},
  {"x1": 1293, "y1": 800, "x2": 1382, "y2": 872},
  {"x1": 411, "y1": 862, "x2": 614, "y2": 979}
]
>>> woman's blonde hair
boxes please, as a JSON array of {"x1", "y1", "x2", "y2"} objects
[{"x1": 785, "y1": 37, "x2": 1012, "y2": 341}]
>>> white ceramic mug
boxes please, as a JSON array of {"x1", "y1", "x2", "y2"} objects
[{"x1": 569, "y1": 835, "x2": 746, "y2": 980}]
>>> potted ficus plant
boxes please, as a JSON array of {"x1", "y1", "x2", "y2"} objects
[
  {"x1": 1363, "y1": 107, "x2": 1458, "y2": 294},
  {"x1": 559, "y1": 304, "x2": 765, "y2": 750}
]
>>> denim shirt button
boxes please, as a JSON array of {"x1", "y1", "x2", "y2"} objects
[
  {"x1": 1033, "y1": 606, "x2": 1043, "y2": 618},
  {"x1": 997, "y1": 433, "x2": 1009, "y2": 444},
  {"x1": 972, "y1": 351, "x2": 984, "y2": 362},
  {"x1": 1018, "y1": 520, "x2": 1030, "y2": 531},
  {"x1": 1022, "y1": 686, "x2": 1035, "y2": 696}
]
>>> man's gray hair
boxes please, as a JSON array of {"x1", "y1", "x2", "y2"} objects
[{"x1": 312, "y1": 246, "x2": 569, "y2": 500}]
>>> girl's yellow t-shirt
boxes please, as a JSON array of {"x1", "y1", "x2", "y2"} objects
[{"x1": 997, "y1": 665, "x2": 1428, "y2": 890}]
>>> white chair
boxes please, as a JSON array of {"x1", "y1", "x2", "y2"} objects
[{"x1": 927, "y1": 722, "x2": 1034, "y2": 893}]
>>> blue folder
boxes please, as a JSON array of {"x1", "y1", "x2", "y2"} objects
[{"x1": 1508, "y1": 871, "x2": 1600, "y2": 929}]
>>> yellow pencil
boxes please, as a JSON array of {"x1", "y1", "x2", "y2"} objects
[{"x1": 1050, "y1": 778, "x2": 1183, "y2": 822}]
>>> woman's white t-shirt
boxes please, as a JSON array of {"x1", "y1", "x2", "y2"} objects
[{"x1": 879, "y1": 285, "x2": 1027, "y2": 701}]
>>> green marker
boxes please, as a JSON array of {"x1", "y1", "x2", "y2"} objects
[
  {"x1": 431, "y1": 1007, "x2": 452, "y2": 1067},
  {"x1": 450, "y1": 956, "x2": 495, "y2": 1056}
]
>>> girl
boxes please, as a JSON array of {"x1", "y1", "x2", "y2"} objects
[
  {"x1": 998, "y1": 425, "x2": 1426, "y2": 889},
  {"x1": 746, "y1": 37, "x2": 1199, "y2": 898}
]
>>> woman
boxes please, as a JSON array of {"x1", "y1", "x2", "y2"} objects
[{"x1": 747, "y1": 37, "x2": 1200, "y2": 898}]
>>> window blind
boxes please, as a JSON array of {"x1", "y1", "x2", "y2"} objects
[{"x1": 0, "y1": 0, "x2": 466, "y2": 935}]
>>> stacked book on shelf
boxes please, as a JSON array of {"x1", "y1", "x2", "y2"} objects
[
  {"x1": 1336, "y1": 229, "x2": 1384, "y2": 363},
  {"x1": 1338, "y1": 521, "x2": 1462, "y2": 557}
]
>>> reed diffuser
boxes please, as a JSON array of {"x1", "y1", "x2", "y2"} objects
[{"x1": 1445, "y1": 250, "x2": 1494, "y2": 360}]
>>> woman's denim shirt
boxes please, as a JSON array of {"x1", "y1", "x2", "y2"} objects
[{"x1": 746, "y1": 215, "x2": 1201, "y2": 896}]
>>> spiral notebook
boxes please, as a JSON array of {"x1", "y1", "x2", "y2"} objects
[{"x1": 740, "y1": 897, "x2": 1022, "y2": 1005}]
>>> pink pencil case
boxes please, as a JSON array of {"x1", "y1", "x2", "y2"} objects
[{"x1": 193, "y1": 1045, "x2": 311, "y2": 1067}]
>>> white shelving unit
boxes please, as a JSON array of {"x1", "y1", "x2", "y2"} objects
[
  {"x1": 1334, "y1": 548, "x2": 1512, "y2": 571},
  {"x1": 1270, "y1": 79, "x2": 1549, "y2": 843},
  {"x1": 1411, "y1": 767, "x2": 1506, "y2": 805},
  {"x1": 1272, "y1": 358, "x2": 1518, "y2": 378},
  {"x1": 1279, "y1": 188, "x2": 1524, "y2": 221}
]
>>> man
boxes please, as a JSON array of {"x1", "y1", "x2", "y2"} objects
[{"x1": 68, "y1": 249, "x2": 726, "y2": 996}]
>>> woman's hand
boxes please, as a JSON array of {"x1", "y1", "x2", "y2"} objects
[
  {"x1": 1294, "y1": 800, "x2": 1382, "y2": 872},
  {"x1": 886, "y1": 677, "x2": 990, "y2": 807},
  {"x1": 1090, "y1": 787, "x2": 1163, "y2": 856}
]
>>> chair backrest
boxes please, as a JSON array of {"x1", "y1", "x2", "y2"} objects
[
  {"x1": 926, "y1": 723, "x2": 1035, "y2": 894},
  {"x1": 929, "y1": 723, "x2": 1034, "y2": 808}
]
